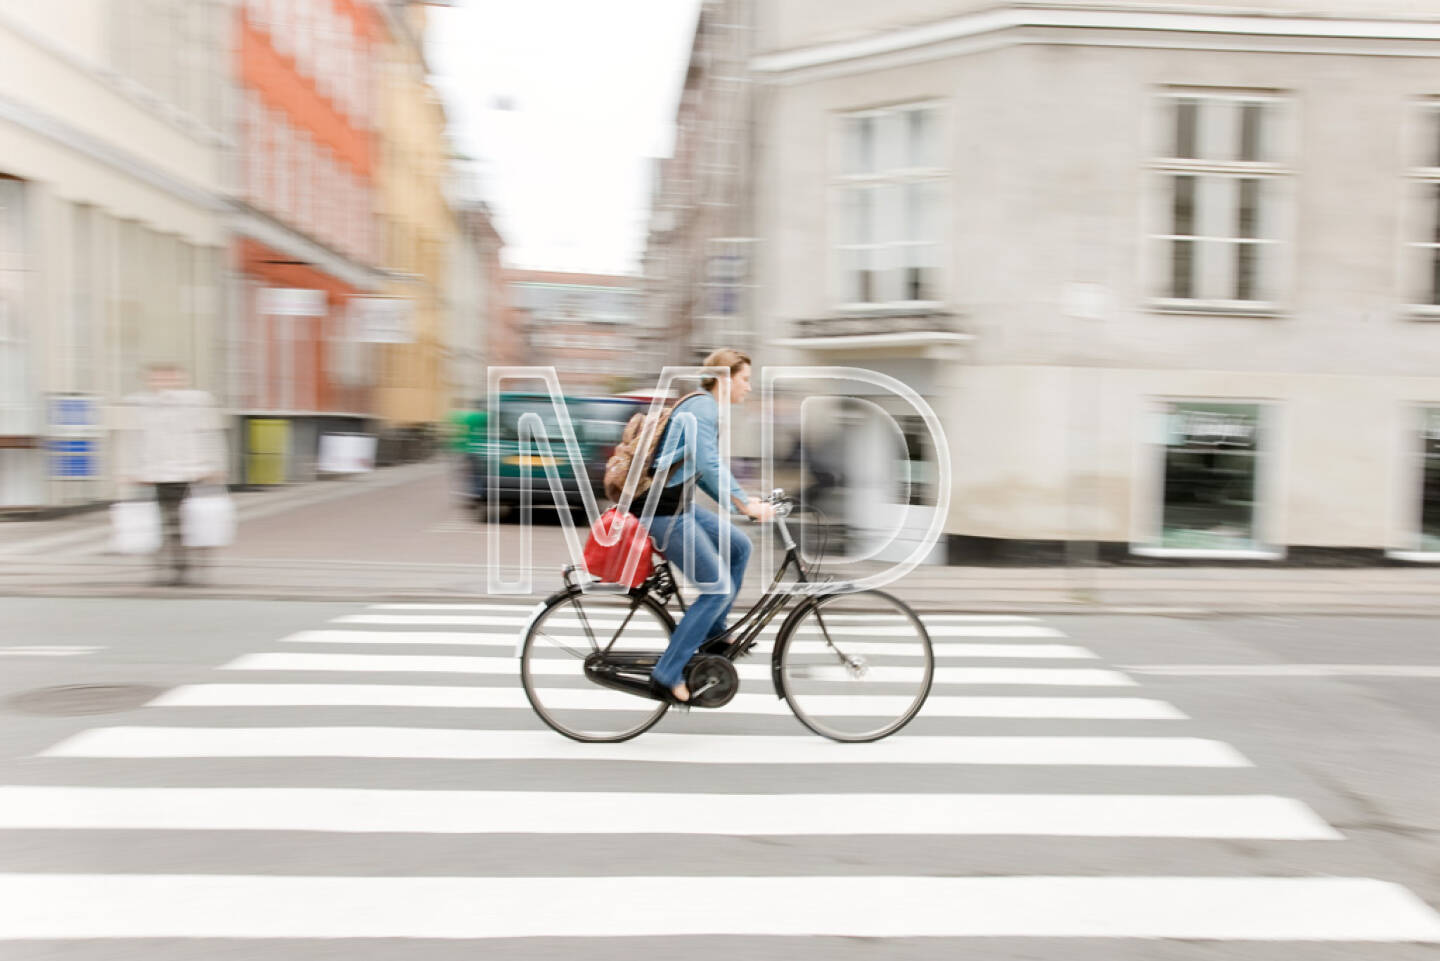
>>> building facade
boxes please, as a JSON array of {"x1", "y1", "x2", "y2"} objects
[
  {"x1": 642, "y1": 0, "x2": 758, "y2": 375},
  {"x1": 373, "y1": 0, "x2": 456, "y2": 441},
  {"x1": 751, "y1": 0, "x2": 1440, "y2": 562},
  {"x1": 234, "y1": 0, "x2": 389, "y2": 484},
  {"x1": 449, "y1": 200, "x2": 503, "y2": 408},
  {"x1": 0, "y1": 0, "x2": 230, "y2": 509},
  {"x1": 506, "y1": 270, "x2": 646, "y2": 395}
]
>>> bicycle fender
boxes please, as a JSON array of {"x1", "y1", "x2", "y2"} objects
[
  {"x1": 514, "y1": 589, "x2": 575, "y2": 657},
  {"x1": 769, "y1": 595, "x2": 821, "y2": 698}
]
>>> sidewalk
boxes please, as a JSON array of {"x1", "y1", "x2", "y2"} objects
[{"x1": 2, "y1": 461, "x2": 1439, "y2": 615}]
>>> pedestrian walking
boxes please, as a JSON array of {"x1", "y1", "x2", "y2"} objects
[{"x1": 117, "y1": 363, "x2": 227, "y2": 586}]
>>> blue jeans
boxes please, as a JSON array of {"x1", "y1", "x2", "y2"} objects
[{"x1": 646, "y1": 505, "x2": 752, "y2": 689}]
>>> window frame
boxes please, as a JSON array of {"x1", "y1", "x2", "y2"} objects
[
  {"x1": 1387, "y1": 405, "x2": 1440, "y2": 560},
  {"x1": 1131, "y1": 396, "x2": 1285, "y2": 559},
  {"x1": 1145, "y1": 89, "x2": 1295, "y2": 316},
  {"x1": 1399, "y1": 99, "x2": 1440, "y2": 318},
  {"x1": 828, "y1": 100, "x2": 949, "y2": 312}
]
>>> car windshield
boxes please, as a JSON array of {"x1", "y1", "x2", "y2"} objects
[
  {"x1": 497, "y1": 401, "x2": 566, "y2": 440},
  {"x1": 576, "y1": 401, "x2": 641, "y2": 445}
]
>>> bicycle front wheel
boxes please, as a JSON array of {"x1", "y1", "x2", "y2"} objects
[
  {"x1": 521, "y1": 590, "x2": 673, "y2": 742},
  {"x1": 775, "y1": 590, "x2": 933, "y2": 742}
]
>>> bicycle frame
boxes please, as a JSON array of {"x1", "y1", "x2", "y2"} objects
[
  {"x1": 552, "y1": 507, "x2": 840, "y2": 703},
  {"x1": 529, "y1": 496, "x2": 932, "y2": 739}
]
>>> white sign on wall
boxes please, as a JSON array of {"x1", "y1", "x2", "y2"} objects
[
  {"x1": 259, "y1": 287, "x2": 327, "y2": 317},
  {"x1": 318, "y1": 433, "x2": 377, "y2": 474},
  {"x1": 350, "y1": 297, "x2": 414, "y2": 343}
]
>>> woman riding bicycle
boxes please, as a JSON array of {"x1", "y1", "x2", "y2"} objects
[{"x1": 646, "y1": 348, "x2": 775, "y2": 704}]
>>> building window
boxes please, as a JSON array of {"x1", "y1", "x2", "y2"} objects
[
  {"x1": 1418, "y1": 409, "x2": 1440, "y2": 552},
  {"x1": 271, "y1": 0, "x2": 293, "y2": 56},
  {"x1": 297, "y1": 131, "x2": 314, "y2": 234},
  {"x1": 0, "y1": 178, "x2": 27, "y2": 432},
  {"x1": 315, "y1": 146, "x2": 332, "y2": 244},
  {"x1": 70, "y1": 204, "x2": 94, "y2": 392},
  {"x1": 294, "y1": 0, "x2": 314, "y2": 79},
  {"x1": 315, "y1": 0, "x2": 334, "y2": 102},
  {"x1": 1155, "y1": 401, "x2": 1266, "y2": 552},
  {"x1": 1404, "y1": 102, "x2": 1440, "y2": 311},
  {"x1": 833, "y1": 103, "x2": 944, "y2": 307},
  {"x1": 704, "y1": 237, "x2": 753, "y2": 322},
  {"x1": 243, "y1": 92, "x2": 263, "y2": 205},
  {"x1": 273, "y1": 114, "x2": 293, "y2": 220},
  {"x1": 335, "y1": 19, "x2": 353, "y2": 118},
  {"x1": 1150, "y1": 92, "x2": 1290, "y2": 308}
]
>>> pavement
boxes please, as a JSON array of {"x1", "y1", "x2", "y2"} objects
[
  {"x1": 2, "y1": 458, "x2": 1440, "y2": 615},
  {"x1": 2, "y1": 597, "x2": 1440, "y2": 956}
]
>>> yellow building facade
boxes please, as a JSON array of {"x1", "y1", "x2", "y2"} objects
[{"x1": 375, "y1": 2, "x2": 456, "y2": 429}]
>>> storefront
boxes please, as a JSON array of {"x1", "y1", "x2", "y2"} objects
[
  {"x1": 1413, "y1": 407, "x2": 1440, "y2": 555},
  {"x1": 234, "y1": 236, "x2": 378, "y2": 485},
  {"x1": 0, "y1": 176, "x2": 38, "y2": 507},
  {"x1": 1139, "y1": 400, "x2": 1274, "y2": 557}
]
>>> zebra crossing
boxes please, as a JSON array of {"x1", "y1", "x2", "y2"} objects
[{"x1": 3, "y1": 601, "x2": 1439, "y2": 953}]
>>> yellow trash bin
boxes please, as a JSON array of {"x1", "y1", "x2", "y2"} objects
[{"x1": 246, "y1": 419, "x2": 289, "y2": 486}]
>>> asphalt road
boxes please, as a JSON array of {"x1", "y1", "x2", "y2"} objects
[{"x1": 1, "y1": 598, "x2": 1438, "y2": 958}]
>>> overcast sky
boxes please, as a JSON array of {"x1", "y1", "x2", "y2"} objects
[{"x1": 426, "y1": 0, "x2": 703, "y2": 277}]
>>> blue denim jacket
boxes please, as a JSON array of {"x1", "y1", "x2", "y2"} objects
[{"x1": 651, "y1": 392, "x2": 748, "y2": 512}]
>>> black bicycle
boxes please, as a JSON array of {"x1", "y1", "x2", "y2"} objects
[{"x1": 519, "y1": 489, "x2": 934, "y2": 742}]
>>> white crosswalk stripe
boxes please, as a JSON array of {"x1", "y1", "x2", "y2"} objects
[
  {"x1": 280, "y1": 629, "x2": 1098, "y2": 658},
  {"x1": 336, "y1": 612, "x2": 1066, "y2": 636},
  {"x1": 5, "y1": 601, "x2": 1437, "y2": 952},
  {"x1": 41, "y1": 727, "x2": 1253, "y2": 766},
  {"x1": 5, "y1": 875, "x2": 1438, "y2": 941},
  {"x1": 0, "y1": 786, "x2": 1342, "y2": 838},
  {"x1": 150, "y1": 684, "x2": 1190, "y2": 718},
  {"x1": 219, "y1": 651, "x2": 1137, "y2": 686}
]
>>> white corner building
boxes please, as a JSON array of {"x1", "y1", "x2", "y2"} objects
[{"x1": 752, "y1": 0, "x2": 1440, "y2": 563}]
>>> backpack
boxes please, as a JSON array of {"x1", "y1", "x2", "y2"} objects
[{"x1": 602, "y1": 392, "x2": 706, "y2": 504}]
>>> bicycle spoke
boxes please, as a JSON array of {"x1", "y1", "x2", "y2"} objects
[
  {"x1": 522, "y1": 592, "x2": 673, "y2": 742},
  {"x1": 777, "y1": 590, "x2": 933, "y2": 742}
]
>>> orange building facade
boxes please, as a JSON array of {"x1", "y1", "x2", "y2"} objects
[{"x1": 233, "y1": 0, "x2": 389, "y2": 482}]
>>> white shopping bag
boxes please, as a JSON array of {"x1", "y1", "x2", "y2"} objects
[
  {"x1": 181, "y1": 487, "x2": 236, "y2": 547},
  {"x1": 110, "y1": 499, "x2": 161, "y2": 555}
]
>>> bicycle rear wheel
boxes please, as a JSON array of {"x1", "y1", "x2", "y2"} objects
[
  {"x1": 775, "y1": 590, "x2": 933, "y2": 742},
  {"x1": 521, "y1": 590, "x2": 673, "y2": 742}
]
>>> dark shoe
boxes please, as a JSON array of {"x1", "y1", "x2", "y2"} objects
[{"x1": 698, "y1": 637, "x2": 729, "y2": 656}]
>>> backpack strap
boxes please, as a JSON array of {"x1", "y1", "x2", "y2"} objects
[{"x1": 647, "y1": 391, "x2": 708, "y2": 479}]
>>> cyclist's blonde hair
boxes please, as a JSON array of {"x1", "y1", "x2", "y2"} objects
[{"x1": 700, "y1": 347, "x2": 752, "y2": 393}]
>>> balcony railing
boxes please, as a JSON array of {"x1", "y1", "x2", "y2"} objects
[{"x1": 790, "y1": 310, "x2": 964, "y2": 339}]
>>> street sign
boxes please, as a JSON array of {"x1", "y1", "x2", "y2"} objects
[
  {"x1": 45, "y1": 393, "x2": 101, "y2": 478},
  {"x1": 259, "y1": 287, "x2": 327, "y2": 317},
  {"x1": 46, "y1": 394, "x2": 100, "y2": 437},
  {"x1": 350, "y1": 297, "x2": 413, "y2": 343},
  {"x1": 47, "y1": 439, "x2": 96, "y2": 478}
]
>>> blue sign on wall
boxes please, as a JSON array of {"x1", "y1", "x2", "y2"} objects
[
  {"x1": 48, "y1": 439, "x2": 96, "y2": 478},
  {"x1": 48, "y1": 395, "x2": 99, "y2": 431}
]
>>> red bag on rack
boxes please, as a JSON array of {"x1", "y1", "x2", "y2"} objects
[{"x1": 583, "y1": 508, "x2": 655, "y2": 588}]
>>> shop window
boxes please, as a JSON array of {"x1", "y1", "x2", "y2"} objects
[
  {"x1": 895, "y1": 414, "x2": 931, "y2": 506},
  {"x1": 1159, "y1": 402, "x2": 1264, "y2": 550},
  {"x1": 1420, "y1": 409, "x2": 1440, "y2": 551}
]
